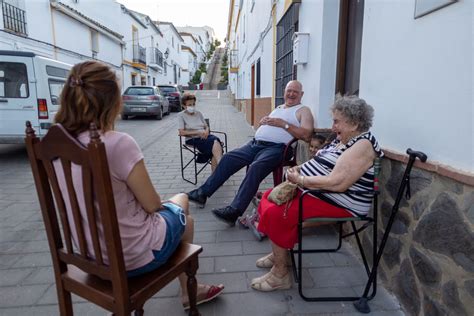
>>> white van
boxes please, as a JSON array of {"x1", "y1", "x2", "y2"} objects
[{"x1": 0, "y1": 50, "x2": 71, "y2": 143}]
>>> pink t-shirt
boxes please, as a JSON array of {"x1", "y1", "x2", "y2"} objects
[{"x1": 54, "y1": 130, "x2": 166, "y2": 270}]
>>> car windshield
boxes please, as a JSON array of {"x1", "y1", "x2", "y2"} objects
[
  {"x1": 124, "y1": 87, "x2": 154, "y2": 95},
  {"x1": 158, "y1": 86, "x2": 177, "y2": 93}
]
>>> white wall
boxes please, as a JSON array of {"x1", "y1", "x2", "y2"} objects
[
  {"x1": 360, "y1": 0, "x2": 473, "y2": 172},
  {"x1": 296, "y1": 0, "x2": 339, "y2": 127}
]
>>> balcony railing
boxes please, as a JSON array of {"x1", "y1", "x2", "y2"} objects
[
  {"x1": 133, "y1": 44, "x2": 146, "y2": 65},
  {"x1": 148, "y1": 47, "x2": 163, "y2": 67},
  {"x1": 2, "y1": 1, "x2": 27, "y2": 36}
]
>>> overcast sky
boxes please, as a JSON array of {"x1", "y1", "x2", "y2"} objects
[{"x1": 117, "y1": 0, "x2": 230, "y2": 42}]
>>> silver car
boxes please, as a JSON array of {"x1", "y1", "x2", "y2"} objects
[{"x1": 121, "y1": 86, "x2": 170, "y2": 120}]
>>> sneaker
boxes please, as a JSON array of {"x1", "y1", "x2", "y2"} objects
[
  {"x1": 212, "y1": 206, "x2": 240, "y2": 226},
  {"x1": 187, "y1": 189, "x2": 207, "y2": 207}
]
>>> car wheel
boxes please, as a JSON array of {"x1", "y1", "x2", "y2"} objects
[
  {"x1": 122, "y1": 114, "x2": 128, "y2": 120},
  {"x1": 155, "y1": 108, "x2": 163, "y2": 120}
]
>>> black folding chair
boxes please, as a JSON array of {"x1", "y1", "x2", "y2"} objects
[
  {"x1": 290, "y1": 148, "x2": 427, "y2": 314},
  {"x1": 179, "y1": 119, "x2": 227, "y2": 185}
]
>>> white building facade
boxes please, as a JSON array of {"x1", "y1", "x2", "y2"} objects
[
  {"x1": 0, "y1": 0, "x2": 123, "y2": 71},
  {"x1": 157, "y1": 22, "x2": 186, "y2": 86},
  {"x1": 177, "y1": 26, "x2": 213, "y2": 63}
]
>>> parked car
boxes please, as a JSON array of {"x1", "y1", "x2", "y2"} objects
[
  {"x1": 158, "y1": 84, "x2": 183, "y2": 112},
  {"x1": 122, "y1": 86, "x2": 169, "y2": 120},
  {"x1": 0, "y1": 50, "x2": 71, "y2": 143}
]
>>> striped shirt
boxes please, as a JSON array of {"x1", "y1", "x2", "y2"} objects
[{"x1": 300, "y1": 131, "x2": 383, "y2": 216}]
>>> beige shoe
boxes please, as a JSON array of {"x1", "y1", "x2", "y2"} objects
[
  {"x1": 251, "y1": 271, "x2": 292, "y2": 292},
  {"x1": 256, "y1": 253, "x2": 292, "y2": 268},
  {"x1": 256, "y1": 253, "x2": 274, "y2": 268}
]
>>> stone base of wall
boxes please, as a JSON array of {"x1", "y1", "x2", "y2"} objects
[
  {"x1": 253, "y1": 97, "x2": 272, "y2": 126},
  {"x1": 353, "y1": 157, "x2": 474, "y2": 316},
  {"x1": 238, "y1": 97, "x2": 272, "y2": 127},
  {"x1": 233, "y1": 99, "x2": 245, "y2": 112}
]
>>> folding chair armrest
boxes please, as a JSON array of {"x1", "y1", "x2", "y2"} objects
[
  {"x1": 209, "y1": 130, "x2": 227, "y2": 137},
  {"x1": 301, "y1": 189, "x2": 378, "y2": 196},
  {"x1": 297, "y1": 189, "x2": 377, "y2": 223},
  {"x1": 179, "y1": 135, "x2": 200, "y2": 154},
  {"x1": 209, "y1": 130, "x2": 228, "y2": 153}
]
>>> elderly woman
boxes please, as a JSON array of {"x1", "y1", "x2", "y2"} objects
[
  {"x1": 178, "y1": 93, "x2": 223, "y2": 171},
  {"x1": 251, "y1": 94, "x2": 383, "y2": 292}
]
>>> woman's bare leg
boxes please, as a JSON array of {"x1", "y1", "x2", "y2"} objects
[
  {"x1": 212, "y1": 140, "x2": 223, "y2": 163},
  {"x1": 170, "y1": 194, "x2": 223, "y2": 303},
  {"x1": 270, "y1": 242, "x2": 289, "y2": 277}
]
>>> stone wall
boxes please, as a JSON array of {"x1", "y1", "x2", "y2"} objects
[{"x1": 357, "y1": 158, "x2": 474, "y2": 315}]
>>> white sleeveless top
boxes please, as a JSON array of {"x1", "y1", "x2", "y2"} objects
[{"x1": 254, "y1": 103, "x2": 306, "y2": 144}]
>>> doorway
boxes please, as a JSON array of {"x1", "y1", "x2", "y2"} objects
[{"x1": 336, "y1": 0, "x2": 365, "y2": 95}]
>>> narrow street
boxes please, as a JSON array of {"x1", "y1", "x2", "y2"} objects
[{"x1": 0, "y1": 90, "x2": 402, "y2": 315}]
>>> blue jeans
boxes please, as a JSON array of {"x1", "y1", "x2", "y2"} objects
[
  {"x1": 199, "y1": 139, "x2": 286, "y2": 213},
  {"x1": 127, "y1": 205, "x2": 186, "y2": 278}
]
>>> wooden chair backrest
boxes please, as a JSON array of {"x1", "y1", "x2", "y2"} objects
[{"x1": 25, "y1": 122, "x2": 128, "y2": 298}]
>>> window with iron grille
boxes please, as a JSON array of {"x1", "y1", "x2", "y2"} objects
[
  {"x1": 156, "y1": 49, "x2": 163, "y2": 67},
  {"x1": 275, "y1": 3, "x2": 299, "y2": 106},
  {"x1": 2, "y1": 1, "x2": 27, "y2": 36}
]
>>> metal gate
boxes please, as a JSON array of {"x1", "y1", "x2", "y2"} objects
[{"x1": 275, "y1": 3, "x2": 299, "y2": 106}]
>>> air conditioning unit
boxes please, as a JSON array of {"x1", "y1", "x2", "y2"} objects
[{"x1": 292, "y1": 32, "x2": 309, "y2": 65}]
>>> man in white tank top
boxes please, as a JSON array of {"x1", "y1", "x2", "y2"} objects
[{"x1": 187, "y1": 80, "x2": 314, "y2": 226}]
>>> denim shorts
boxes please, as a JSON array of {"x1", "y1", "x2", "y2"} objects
[{"x1": 127, "y1": 204, "x2": 186, "y2": 278}]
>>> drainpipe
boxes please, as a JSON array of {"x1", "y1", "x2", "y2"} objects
[{"x1": 49, "y1": 0, "x2": 58, "y2": 59}]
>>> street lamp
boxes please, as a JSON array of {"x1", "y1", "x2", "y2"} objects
[{"x1": 164, "y1": 48, "x2": 169, "y2": 59}]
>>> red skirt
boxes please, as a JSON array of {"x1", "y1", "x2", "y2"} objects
[{"x1": 257, "y1": 188, "x2": 354, "y2": 249}]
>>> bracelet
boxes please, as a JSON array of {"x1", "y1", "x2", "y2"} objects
[{"x1": 299, "y1": 175, "x2": 305, "y2": 186}]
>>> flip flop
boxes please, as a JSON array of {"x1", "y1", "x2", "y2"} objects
[{"x1": 182, "y1": 284, "x2": 224, "y2": 310}]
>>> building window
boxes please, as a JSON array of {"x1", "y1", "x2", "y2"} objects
[
  {"x1": 131, "y1": 74, "x2": 137, "y2": 86},
  {"x1": 90, "y1": 29, "x2": 99, "y2": 53},
  {"x1": 153, "y1": 77, "x2": 156, "y2": 86},
  {"x1": 2, "y1": 1, "x2": 27, "y2": 36}
]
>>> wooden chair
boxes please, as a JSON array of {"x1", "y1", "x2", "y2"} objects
[
  {"x1": 179, "y1": 118, "x2": 227, "y2": 185},
  {"x1": 290, "y1": 148, "x2": 427, "y2": 313},
  {"x1": 25, "y1": 121, "x2": 202, "y2": 316}
]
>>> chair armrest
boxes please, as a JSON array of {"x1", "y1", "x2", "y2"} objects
[
  {"x1": 209, "y1": 130, "x2": 228, "y2": 153},
  {"x1": 209, "y1": 130, "x2": 227, "y2": 137},
  {"x1": 282, "y1": 138, "x2": 298, "y2": 162},
  {"x1": 301, "y1": 189, "x2": 379, "y2": 197}
]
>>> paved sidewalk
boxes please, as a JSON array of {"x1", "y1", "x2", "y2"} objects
[{"x1": 0, "y1": 90, "x2": 404, "y2": 315}]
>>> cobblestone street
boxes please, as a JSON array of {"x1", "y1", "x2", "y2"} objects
[{"x1": 0, "y1": 90, "x2": 404, "y2": 315}]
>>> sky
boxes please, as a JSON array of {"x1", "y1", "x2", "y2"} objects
[{"x1": 117, "y1": 0, "x2": 230, "y2": 42}]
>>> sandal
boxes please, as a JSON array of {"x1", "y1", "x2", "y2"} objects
[
  {"x1": 256, "y1": 253, "x2": 291, "y2": 268},
  {"x1": 256, "y1": 253, "x2": 274, "y2": 268},
  {"x1": 182, "y1": 283, "x2": 224, "y2": 310},
  {"x1": 251, "y1": 271, "x2": 291, "y2": 292}
]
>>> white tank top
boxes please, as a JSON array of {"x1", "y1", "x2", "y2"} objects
[{"x1": 254, "y1": 103, "x2": 306, "y2": 144}]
